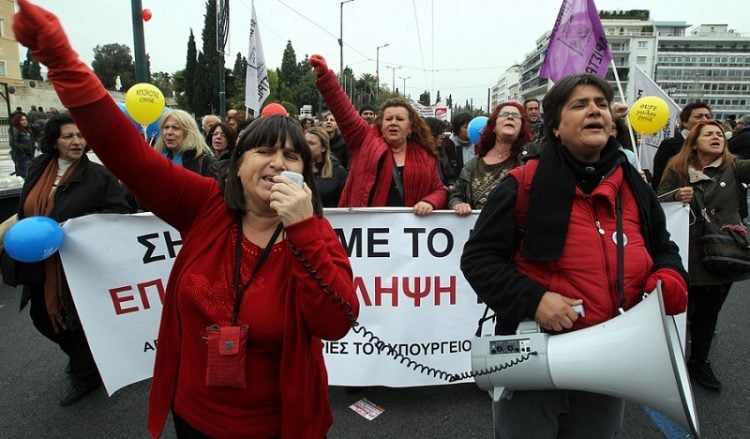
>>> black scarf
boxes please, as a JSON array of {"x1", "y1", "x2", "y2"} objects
[{"x1": 522, "y1": 137, "x2": 624, "y2": 262}]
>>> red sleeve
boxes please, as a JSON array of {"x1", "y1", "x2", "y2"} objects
[
  {"x1": 284, "y1": 216, "x2": 359, "y2": 340},
  {"x1": 69, "y1": 97, "x2": 219, "y2": 231},
  {"x1": 315, "y1": 69, "x2": 371, "y2": 152}
]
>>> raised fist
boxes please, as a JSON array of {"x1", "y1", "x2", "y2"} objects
[{"x1": 309, "y1": 54, "x2": 329, "y2": 77}]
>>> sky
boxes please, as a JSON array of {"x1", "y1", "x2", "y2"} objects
[{"x1": 20, "y1": 0, "x2": 750, "y2": 112}]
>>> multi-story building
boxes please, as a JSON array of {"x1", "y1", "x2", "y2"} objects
[
  {"x1": 516, "y1": 32, "x2": 550, "y2": 104},
  {"x1": 654, "y1": 23, "x2": 750, "y2": 120},
  {"x1": 490, "y1": 65, "x2": 519, "y2": 109},
  {"x1": 0, "y1": 0, "x2": 22, "y2": 90},
  {"x1": 495, "y1": 10, "x2": 750, "y2": 120}
]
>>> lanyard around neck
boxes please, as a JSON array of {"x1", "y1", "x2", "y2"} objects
[{"x1": 231, "y1": 219, "x2": 283, "y2": 325}]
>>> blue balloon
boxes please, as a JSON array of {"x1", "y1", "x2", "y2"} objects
[
  {"x1": 3, "y1": 216, "x2": 64, "y2": 263},
  {"x1": 467, "y1": 116, "x2": 488, "y2": 144},
  {"x1": 118, "y1": 102, "x2": 166, "y2": 143}
]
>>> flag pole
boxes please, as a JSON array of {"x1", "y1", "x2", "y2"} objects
[{"x1": 610, "y1": 58, "x2": 640, "y2": 170}]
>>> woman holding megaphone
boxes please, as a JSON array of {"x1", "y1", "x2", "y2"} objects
[{"x1": 462, "y1": 74, "x2": 688, "y2": 438}]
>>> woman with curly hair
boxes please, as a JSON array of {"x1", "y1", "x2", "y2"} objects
[
  {"x1": 449, "y1": 101, "x2": 532, "y2": 215},
  {"x1": 310, "y1": 54, "x2": 446, "y2": 214}
]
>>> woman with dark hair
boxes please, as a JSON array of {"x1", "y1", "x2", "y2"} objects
[
  {"x1": 310, "y1": 54, "x2": 447, "y2": 214},
  {"x1": 209, "y1": 122, "x2": 236, "y2": 160},
  {"x1": 440, "y1": 110, "x2": 475, "y2": 186},
  {"x1": 449, "y1": 101, "x2": 532, "y2": 215},
  {"x1": 305, "y1": 126, "x2": 347, "y2": 207},
  {"x1": 461, "y1": 74, "x2": 687, "y2": 438},
  {"x1": 658, "y1": 119, "x2": 750, "y2": 391},
  {"x1": 11, "y1": 112, "x2": 132, "y2": 406},
  {"x1": 9, "y1": 112, "x2": 35, "y2": 177},
  {"x1": 14, "y1": 3, "x2": 359, "y2": 437}
]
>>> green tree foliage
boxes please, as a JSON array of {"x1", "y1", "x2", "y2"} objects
[
  {"x1": 151, "y1": 72, "x2": 173, "y2": 98},
  {"x1": 91, "y1": 43, "x2": 135, "y2": 90},
  {"x1": 184, "y1": 29, "x2": 197, "y2": 112},
  {"x1": 227, "y1": 52, "x2": 247, "y2": 110},
  {"x1": 21, "y1": 49, "x2": 42, "y2": 81},
  {"x1": 172, "y1": 69, "x2": 187, "y2": 108},
  {"x1": 192, "y1": 52, "x2": 211, "y2": 116},
  {"x1": 277, "y1": 41, "x2": 300, "y2": 103},
  {"x1": 195, "y1": 0, "x2": 221, "y2": 115}
]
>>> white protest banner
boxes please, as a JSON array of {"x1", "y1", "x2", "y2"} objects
[
  {"x1": 60, "y1": 213, "x2": 179, "y2": 395},
  {"x1": 322, "y1": 208, "x2": 483, "y2": 387},
  {"x1": 60, "y1": 206, "x2": 689, "y2": 394},
  {"x1": 660, "y1": 202, "x2": 690, "y2": 347}
]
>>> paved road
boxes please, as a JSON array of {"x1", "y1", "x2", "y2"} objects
[{"x1": 2, "y1": 277, "x2": 749, "y2": 438}]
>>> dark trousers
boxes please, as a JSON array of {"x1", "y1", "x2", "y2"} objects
[
  {"x1": 492, "y1": 390, "x2": 624, "y2": 439},
  {"x1": 28, "y1": 285, "x2": 98, "y2": 379},
  {"x1": 687, "y1": 283, "x2": 731, "y2": 362}
]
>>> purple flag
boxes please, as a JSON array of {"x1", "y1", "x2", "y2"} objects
[{"x1": 539, "y1": 0, "x2": 612, "y2": 82}]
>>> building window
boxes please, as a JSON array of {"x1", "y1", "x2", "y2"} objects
[
  {"x1": 0, "y1": 61, "x2": 6, "y2": 77},
  {"x1": 0, "y1": 19, "x2": 4, "y2": 38},
  {"x1": 637, "y1": 56, "x2": 647, "y2": 65},
  {"x1": 638, "y1": 41, "x2": 647, "y2": 49}
]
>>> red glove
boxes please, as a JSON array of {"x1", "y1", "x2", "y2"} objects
[
  {"x1": 309, "y1": 54, "x2": 329, "y2": 77},
  {"x1": 644, "y1": 268, "x2": 687, "y2": 315},
  {"x1": 14, "y1": 0, "x2": 108, "y2": 107}
]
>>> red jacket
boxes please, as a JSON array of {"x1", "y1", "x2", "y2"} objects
[
  {"x1": 509, "y1": 159, "x2": 653, "y2": 331},
  {"x1": 316, "y1": 70, "x2": 447, "y2": 208},
  {"x1": 71, "y1": 98, "x2": 359, "y2": 438}
]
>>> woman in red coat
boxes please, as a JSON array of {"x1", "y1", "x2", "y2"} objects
[{"x1": 310, "y1": 55, "x2": 447, "y2": 214}]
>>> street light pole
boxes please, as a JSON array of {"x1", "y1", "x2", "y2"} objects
[
  {"x1": 339, "y1": 0, "x2": 355, "y2": 86},
  {"x1": 386, "y1": 66, "x2": 401, "y2": 94},
  {"x1": 375, "y1": 43, "x2": 389, "y2": 102},
  {"x1": 130, "y1": 0, "x2": 148, "y2": 83},
  {"x1": 398, "y1": 75, "x2": 411, "y2": 98}
]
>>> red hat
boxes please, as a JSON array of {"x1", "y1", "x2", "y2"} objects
[{"x1": 261, "y1": 103, "x2": 288, "y2": 117}]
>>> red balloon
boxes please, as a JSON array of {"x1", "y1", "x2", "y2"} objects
[
  {"x1": 261, "y1": 103, "x2": 288, "y2": 117},
  {"x1": 142, "y1": 8, "x2": 152, "y2": 22}
]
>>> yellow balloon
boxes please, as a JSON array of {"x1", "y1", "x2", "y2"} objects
[
  {"x1": 628, "y1": 96, "x2": 670, "y2": 134},
  {"x1": 125, "y1": 83, "x2": 166, "y2": 125}
]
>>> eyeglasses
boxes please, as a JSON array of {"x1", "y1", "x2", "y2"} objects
[{"x1": 498, "y1": 111, "x2": 522, "y2": 119}]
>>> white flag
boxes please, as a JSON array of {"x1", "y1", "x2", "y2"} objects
[
  {"x1": 627, "y1": 65, "x2": 682, "y2": 172},
  {"x1": 245, "y1": 1, "x2": 269, "y2": 114}
]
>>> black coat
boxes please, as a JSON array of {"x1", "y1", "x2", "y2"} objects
[
  {"x1": 729, "y1": 127, "x2": 750, "y2": 159},
  {"x1": 9, "y1": 127, "x2": 35, "y2": 157},
  {"x1": 20, "y1": 153, "x2": 134, "y2": 221},
  {"x1": 651, "y1": 133, "x2": 685, "y2": 190},
  {"x1": 313, "y1": 158, "x2": 348, "y2": 207},
  {"x1": 180, "y1": 149, "x2": 216, "y2": 177},
  {"x1": 329, "y1": 132, "x2": 350, "y2": 170},
  {"x1": 17, "y1": 153, "x2": 134, "y2": 309}
]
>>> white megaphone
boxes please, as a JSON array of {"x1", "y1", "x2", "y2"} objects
[{"x1": 471, "y1": 284, "x2": 700, "y2": 437}]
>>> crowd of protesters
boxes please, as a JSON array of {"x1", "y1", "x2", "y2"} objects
[{"x1": 4, "y1": 2, "x2": 746, "y2": 437}]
